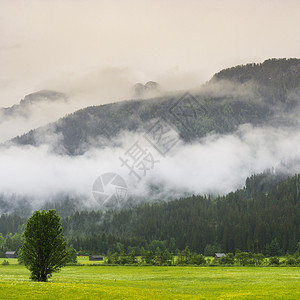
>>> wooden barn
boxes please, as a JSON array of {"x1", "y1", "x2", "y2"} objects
[
  {"x1": 5, "y1": 251, "x2": 18, "y2": 259},
  {"x1": 214, "y1": 253, "x2": 225, "y2": 259},
  {"x1": 89, "y1": 255, "x2": 103, "y2": 261}
]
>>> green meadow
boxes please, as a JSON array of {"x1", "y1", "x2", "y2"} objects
[{"x1": 0, "y1": 259, "x2": 299, "y2": 299}]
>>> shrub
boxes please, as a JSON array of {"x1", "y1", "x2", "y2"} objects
[
  {"x1": 284, "y1": 257, "x2": 297, "y2": 265},
  {"x1": 219, "y1": 253, "x2": 234, "y2": 265},
  {"x1": 269, "y1": 257, "x2": 280, "y2": 265}
]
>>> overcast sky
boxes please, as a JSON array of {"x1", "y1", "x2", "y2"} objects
[{"x1": 1, "y1": 0, "x2": 300, "y2": 106}]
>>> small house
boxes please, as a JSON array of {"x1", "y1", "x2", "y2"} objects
[
  {"x1": 214, "y1": 253, "x2": 225, "y2": 259},
  {"x1": 5, "y1": 251, "x2": 18, "y2": 259},
  {"x1": 89, "y1": 255, "x2": 103, "y2": 261}
]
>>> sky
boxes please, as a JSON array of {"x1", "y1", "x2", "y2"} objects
[
  {"x1": 1, "y1": 0, "x2": 300, "y2": 210},
  {"x1": 1, "y1": 0, "x2": 300, "y2": 107}
]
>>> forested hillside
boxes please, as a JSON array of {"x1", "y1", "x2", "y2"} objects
[
  {"x1": 1, "y1": 172, "x2": 299, "y2": 256},
  {"x1": 64, "y1": 172, "x2": 300, "y2": 255},
  {"x1": 212, "y1": 58, "x2": 300, "y2": 102},
  {"x1": 11, "y1": 58, "x2": 300, "y2": 155}
]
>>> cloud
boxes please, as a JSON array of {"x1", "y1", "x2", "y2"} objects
[
  {"x1": 0, "y1": 95, "x2": 76, "y2": 143},
  {"x1": 46, "y1": 67, "x2": 139, "y2": 105},
  {"x1": 154, "y1": 124, "x2": 300, "y2": 196},
  {"x1": 1, "y1": 0, "x2": 300, "y2": 106},
  {"x1": 0, "y1": 122, "x2": 300, "y2": 213}
]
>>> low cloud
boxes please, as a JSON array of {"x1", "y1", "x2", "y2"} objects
[
  {"x1": 0, "y1": 100, "x2": 76, "y2": 143},
  {"x1": 0, "y1": 122, "x2": 300, "y2": 213}
]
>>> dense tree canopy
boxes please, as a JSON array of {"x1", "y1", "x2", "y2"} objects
[
  {"x1": 1, "y1": 173, "x2": 299, "y2": 257},
  {"x1": 20, "y1": 210, "x2": 68, "y2": 282},
  {"x1": 64, "y1": 173, "x2": 300, "y2": 255}
]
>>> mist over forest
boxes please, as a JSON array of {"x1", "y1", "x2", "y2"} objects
[{"x1": 0, "y1": 59, "x2": 300, "y2": 216}]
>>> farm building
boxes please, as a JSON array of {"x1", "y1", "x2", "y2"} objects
[
  {"x1": 5, "y1": 251, "x2": 18, "y2": 258},
  {"x1": 214, "y1": 253, "x2": 225, "y2": 259},
  {"x1": 89, "y1": 255, "x2": 104, "y2": 261}
]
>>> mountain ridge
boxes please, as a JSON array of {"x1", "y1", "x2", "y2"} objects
[
  {"x1": 9, "y1": 58, "x2": 300, "y2": 155},
  {"x1": 1, "y1": 90, "x2": 67, "y2": 116}
]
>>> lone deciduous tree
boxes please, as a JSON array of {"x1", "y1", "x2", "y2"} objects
[{"x1": 20, "y1": 209, "x2": 68, "y2": 282}]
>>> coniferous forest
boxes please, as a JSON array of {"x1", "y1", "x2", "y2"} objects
[{"x1": 1, "y1": 172, "x2": 299, "y2": 257}]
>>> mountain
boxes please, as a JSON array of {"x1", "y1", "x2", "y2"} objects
[
  {"x1": 1, "y1": 90, "x2": 67, "y2": 118},
  {"x1": 11, "y1": 58, "x2": 300, "y2": 155},
  {"x1": 1, "y1": 59, "x2": 299, "y2": 255}
]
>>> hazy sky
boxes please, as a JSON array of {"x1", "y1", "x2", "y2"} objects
[
  {"x1": 1, "y1": 0, "x2": 300, "y2": 208},
  {"x1": 1, "y1": 0, "x2": 300, "y2": 106}
]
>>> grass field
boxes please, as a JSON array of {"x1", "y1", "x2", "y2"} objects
[{"x1": 0, "y1": 259, "x2": 299, "y2": 299}]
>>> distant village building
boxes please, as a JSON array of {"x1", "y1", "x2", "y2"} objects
[
  {"x1": 214, "y1": 253, "x2": 225, "y2": 259},
  {"x1": 5, "y1": 251, "x2": 18, "y2": 259},
  {"x1": 89, "y1": 255, "x2": 103, "y2": 261}
]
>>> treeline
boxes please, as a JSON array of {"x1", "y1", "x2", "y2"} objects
[
  {"x1": 0, "y1": 233, "x2": 23, "y2": 257},
  {"x1": 102, "y1": 247, "x2": 300, "y2": 267},
  {"x1": 0, "y1": 213, "x2": 25, "y2": 235},
  {"x1": 0, "y1": 172, "x2": 299, "y2": 256},
  {"x1": 65, "y1": 172, "x2": 300, "y2": 255},
  {"x1": 213, "y1": 58, "x2": 300, "y2": 102}
]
